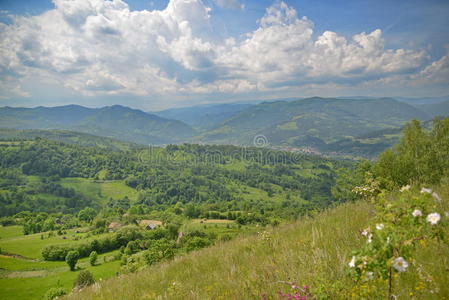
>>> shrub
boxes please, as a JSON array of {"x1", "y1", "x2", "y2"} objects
[
  {"x1": 65, "y1": 250, "x2": 79, "y2": 271},
  {"x1": 44, "y1": 287, "x2": 66, "y2": 300},
  {"x1": 89, "y1": 251, "x2": 98, "y2": 266},
  {"x1": 74, "y1": 270, "x2": 95, "y2": 290}
]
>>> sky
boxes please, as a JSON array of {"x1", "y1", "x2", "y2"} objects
[{"x1": 0, "y1": 0, "x2": 448, "y2": 110}]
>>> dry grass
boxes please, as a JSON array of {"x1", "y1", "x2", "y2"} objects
[{"x1": 64, "y1": 192, "x2": 449, "y2": 300}]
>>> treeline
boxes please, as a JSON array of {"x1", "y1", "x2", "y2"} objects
[
  {"x1": 42, "y1": 226, "x2": 147, "y2": 260},
  {"x1": 374, "y1": 117, "x2": 449, "y2": 188}
]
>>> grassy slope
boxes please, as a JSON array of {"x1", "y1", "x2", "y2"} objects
[
  {"x1": 63, "y1": 201, "x2": 371, "y2": 300},
  {"x1": 64, "y1": 191, "x2": 449, "y2": 300}
]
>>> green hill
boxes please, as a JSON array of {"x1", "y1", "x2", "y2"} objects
[
  {"x1": 0, "y1": 128, "x2": 139, "y2": 151},
  {"x1": 200, "y1": 97, "x2": 431, "y2": 147},
  {"x1": 153, "y1": 103, "x2": 253, "y2": 130},
  {"x1": 0, "y1": 105, "x2": 196, "y2": 145}
]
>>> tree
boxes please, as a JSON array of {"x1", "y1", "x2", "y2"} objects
[
  {"x1": 65, "y1": 250, "x2": 79, "y2": 271},
  {"x1": 89, "y1": 251, "x2": 98, "y2": 266},
  {"x1": 78, "y1": 207, "x2": 96, "y2": 223}
]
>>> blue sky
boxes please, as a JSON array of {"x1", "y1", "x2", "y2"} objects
[{"x1": 1, "y1": 0, "x2": 448, "y2": 110}]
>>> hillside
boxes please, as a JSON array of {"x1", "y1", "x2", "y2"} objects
[
  {"x1": 0, "y1": 128, "x2": 139, "y2": 151},
  {"x1": 153, "y1": 103, "x2": 253, "y2": 130},
  {"x1": 63, "y1": 193, "x2": 449, "y2": 300},
  {"x1": 417, "y1": 100, "x2": 449, "y2": 118},
  {"x1": 0, "y1": 105, "x2": 196, "y2": 145},
  {"x1": 199, "y1": 97, "x2": 431, "y2": 147}
]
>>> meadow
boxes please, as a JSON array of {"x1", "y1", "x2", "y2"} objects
[
  {"x1": 63, "y1": 182, "x2": 449, "y2": 300},
  {"x1": 0, "y1": 225, "x2": 121, "y2": 300}
]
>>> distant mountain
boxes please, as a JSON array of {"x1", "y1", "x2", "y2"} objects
[
  {"x1": 417, "y1": 100, "x2": 449, "y2": 117},
  {"x1": 0, "y1": 105, "x2": 196, "y2": 145},
  {"x1": 395, "y1": 96, "x2": 449, "y2": 105},
  {"x1": 199, "y1": 97, "x2": 432, "y2": 147},
  {"x1": 153, "y1": 103, "x2": 253, "y2": 130},
  {"x1": 0, "y1": 128, "x2": 139, "y2": 151}
]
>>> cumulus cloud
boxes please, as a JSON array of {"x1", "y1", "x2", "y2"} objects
[{"x1": 0, "y1": 0, "x2": 444, "y2": 101}]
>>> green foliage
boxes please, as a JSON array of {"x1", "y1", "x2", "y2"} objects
[
  {"x1": 89, "y1": 251, "x2": 98, "y2": 266},
  {"x1": 43, "y1": 226, "x2": 144, "y2": 261},
  {"x1": 44, "y1": 287, "x2": 66, "y2": 300},
  {"x1": 65, "y1": 250, "x2": 79, "y2": 271},
  {"x1": 348, "y1": 187, "x2": 447, "y2": 298},
  {"x1": 74, "y1": 270, "x2": 95, "y2": 289},
  {"x1": 78, "y1": 208, "x2": 97, "y2": 223},
  {"x1": 374, "y1": 118, "x2": 449, "y2": 188}
]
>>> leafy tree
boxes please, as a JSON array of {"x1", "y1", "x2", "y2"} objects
[
  {"x1": 89, "y1": 251, "x2": 98, "y2": 266},
  {"x1": 65, "y1": 250, "x2": 79, "y2": 271},
  {"x1": 78, "y1": 207, "x2": 96, "y2": 223}
]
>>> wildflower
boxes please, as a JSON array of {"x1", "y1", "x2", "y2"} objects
[
  {"x1": 421, "y1": 187, "x2": 432, "y2": 194},
  {"x1": 412, "y1": 209, "x2": 422, "y2": 217},
  {"x1": 348, "y1": 256, "x2": 356, "y2": 268},
  {"x1": 400, "y1": 185, "x2": 411, "y2": 192},
  {"x1": 426, "y1": 213, "x2": 441, "y2": 225},
  {"x1": 431, "y1": 192, "x2": 442, "y2": 202},
  {"x1": 367, "y1": 234, "x2": 373, "y2": 243},
  {"x1": 445, "y1": 212, "x2": 449, "y2": 218},
  {"x1": 361, "y1": 228, "x2": 369, "y2": 236},
  {"x1": 365, "y1": 271, "x2": 374, "y2": 281},
  {"x1": 393, "y1": 257, "x2": 409, "y2": 272},
  {"x1": 376, "y1": 223, "x2": 384, "y2": 230}
]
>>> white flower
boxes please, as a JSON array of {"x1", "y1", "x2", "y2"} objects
[
  {"x1": 445, "y1": 212, "x2": 449, "y2": 218},
  {"x1": 365, "y1": 271, "x2": 374, "y2": 281},
  {"x1": 421, "y1": 187, "x2": 433, "y2": 194},
  {"x1": 431, "y1": 192, "x2": 442, "y2": 202},
  {"x1": 348, "y1": 256, "x2": 356, "y2": 268},
  {"x1": 361, "y1": 228, "x2": 369, "y2": 236},
  {"x1": 412, "y1": 209, "x2": 422, "y2": 217},
  {"x1": 400, "y1": 185, "x2": 411, "y2": 192},
  {"x1": 426, "y1": 213, "x2": 441, "y2": 225},
  {"x1": 393, "y1": 257, "x2": 409, "y2": 272},
  {"x1": 376, "y1": 223, "x2": 384, "y2": 230},
  {"x1": 367, "y1": 233, "x2": 373, "y2": 243},
  {"x1": 386, "y1": 236, "x2": 391, "y2": 243}
]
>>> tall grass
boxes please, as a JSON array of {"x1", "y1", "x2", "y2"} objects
[{"x1": 64, "y1": 190, "x2": 449, "y2": 300}]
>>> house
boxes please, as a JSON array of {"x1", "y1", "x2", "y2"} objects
[
  {"x1": 138, "y1": 220, "x2": 162, "y2": 230},
  {"x1": 107, "y1": 222, "x2": 123, "y2": 232}
]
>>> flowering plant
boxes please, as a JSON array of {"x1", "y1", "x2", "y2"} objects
[{"x1": 348, "y1": 186, "x2": 447, "y2": 298}]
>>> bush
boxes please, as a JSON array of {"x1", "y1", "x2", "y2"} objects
[
  {"x1": 89, "y1": 251, "x2": 98, "y2": 266},
  {"x1": 65, "y1": 250, "x2": 79, "y2": 271},
  {"x1": 44, "y1": 287, "x2": 66, "y2": 300},
  {"x1": 74, "y1": 270, "x2": 95, "y2": 290}
]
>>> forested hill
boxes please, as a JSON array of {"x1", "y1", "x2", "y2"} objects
[
  {"x1": 0, "y1": 128, "x2": 139, "y2": 151},
  {"x1": 200, "y1": 97, "x2": 431, "y2": 146},
  {"x1": 0, "y1": 105, "x2": 196, "y2": 145},
  {"x1": 0, "y1": 139, "x2": 350, "y2": 219}
]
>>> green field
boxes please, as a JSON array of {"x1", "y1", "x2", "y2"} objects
[
  {"x1": 60, "y1": 178, "x2": 139, "y2": 204},
  {"x1": 0, "y1": 225, "x2": 121, "y2": 300}
]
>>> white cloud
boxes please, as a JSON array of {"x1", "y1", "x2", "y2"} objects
[{"x1": 0, "y1": 0, "x2": 445, "y2": 102}]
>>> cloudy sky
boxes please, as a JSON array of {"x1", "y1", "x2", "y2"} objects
[{"x1": 1, "y1": 0, "x2": 449, "y2": 110}]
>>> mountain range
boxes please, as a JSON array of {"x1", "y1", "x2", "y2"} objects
[
  {"x1": 0, "y1": 105, "x2": 196, "y2": 145},
  {"x1": 1, "y1": 97, "x2": 449, "y2": 158}
]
